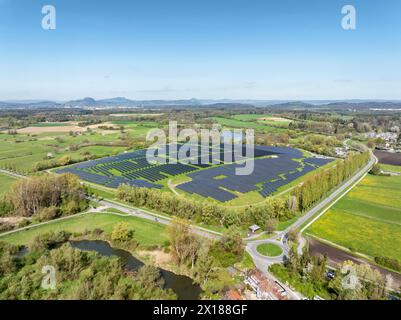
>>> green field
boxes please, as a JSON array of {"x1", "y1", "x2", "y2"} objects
[
  {"x1": 307, "y1": 167, "x2": 401, "y2": 262},
  {"x1": 256, "y1": 243, "x2": 283, "y2": 257},
  {"x1": 0, "y1": 173, "x2": 17, "y2": 195},
  {"x1": 211, "y1": 116, "x2": 287, "y2": 133},
  {"x1": 0, "y1": 121, "x2": 160, "y2": 173},
  {"x1": 381, "y1": 164, "x2": 401, "y2": 173},
  {"x1": 31, "y1": 122, "x2": 71, "y2": 127},
  {"x1": 0, "y1": 212, "x2": 168, "y2": 247}
]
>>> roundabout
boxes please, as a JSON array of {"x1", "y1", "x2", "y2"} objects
[
  {"x1": 246, "y1": 239, "x2": 288, "y2": 265},
  {"x1": 256, "y1": 243, "x2": 283, "y2": 257}
]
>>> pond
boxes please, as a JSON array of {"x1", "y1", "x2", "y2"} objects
[{"x1": 69, "y1": 240, "x2": 202, "y2": 300}]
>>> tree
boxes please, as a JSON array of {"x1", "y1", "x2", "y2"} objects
[
  {"x1": 193, "y1": 243, "x2": 217, "y2": 285},
  {"x1": 57, "y1": 155, "x2": 71, "y2": 166},
  {"x1": 136, "y1": 265, "x2": 164, "y2": 289},
  {"x1": 167, "y1": 218, "x2": 200, "y2": 266},
  {"x1": 220, "y1": 226, "x2": 244, "y2": 259},
  {"x1": 265, "y1": 218, "x2": 278, "y2": 234},
  {"x1": 287, "y1": 228, "x2": 299, "y2": 243},
  {"x1": 111, "y1": 222, "x2": 134, "y2": 243}
]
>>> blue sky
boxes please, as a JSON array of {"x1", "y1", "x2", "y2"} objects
[{"x1": 1, "y1": 0, "x2": 401, "y2": 100}]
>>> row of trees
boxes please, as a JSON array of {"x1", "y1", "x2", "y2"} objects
[
  {"x1": 0, "y1": 173, "x2": 88, "y2": 220},
  {"x1": 294, "y1": 152, "x2": 370, "y2": 211},
  {"x1": 117, "y1": 185, "x2": 295, "y2": 229}
]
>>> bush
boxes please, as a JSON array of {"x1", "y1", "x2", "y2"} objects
[
  {"x1": 375, "y1": 256, "x2": 401, "y2": 272},
  {"x1": 0, "y1": 199, "x2": 13, "y2": 217},
  {"x1": 370, "y1": 164, "x2": 381, "y2": 175},
  {"x1": 29, "y1": 231, "x2": 72, "y2": 252},
  {"x1": 17, "y1": 219, "x2": 31, "y2": 228},
  {"x1": 111, "y1": 222, "x2": 134, "y2": 243},
  {"x1": 38, "y1": 206, "x2": 59, "y2": 222}
]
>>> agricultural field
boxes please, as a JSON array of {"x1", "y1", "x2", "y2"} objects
[
  {"x1": 232, "y1": 114, "x2": 293, "y2": 127},
  {"x1": 307, "y1": 166, "x2": 401, "y2": 263},
  {"x1": 0, "y1": 120, "x2": 161, "y2": 173},
  {"x1": 31, "y1": 122, "x2": 72, "y2": 127},
  {"x1": 211, "y1": 116, "x2": 288, "y2": 133},
  {"x1": 374, "y1": 150, "x2": 401, "y2": 166},
  {"x1": 0, "y1": 212, "x2": 168, "y2": 247}
]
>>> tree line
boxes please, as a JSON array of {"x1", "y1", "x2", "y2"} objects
[
  {"x1": 116, "y1": 184, "x2": 295, "y2": 229},
  {"x1": 293, "y1": 151, "x2": 370, "y2": 211}
]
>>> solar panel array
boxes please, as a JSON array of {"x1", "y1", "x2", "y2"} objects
[
  {"x1": 177, "y1": 149, "x2": 334, "y2": 202},
  {"x1": 56, "y1": 143, "x2": 333, "y2": 200},
  {"x1": 56, "y1": 143, "x2": 266, "y2": 189},
  {"x1": 304, "y1": 157, "x2": 333, "y2": 167}
]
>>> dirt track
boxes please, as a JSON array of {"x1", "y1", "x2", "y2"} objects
[{"x1": 307, "y1": 237, "x2": 401, "y2": 289}]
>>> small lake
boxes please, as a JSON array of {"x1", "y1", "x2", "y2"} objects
[{"x1": 69, "y1": 240, "x2": 202, "y2": 300}]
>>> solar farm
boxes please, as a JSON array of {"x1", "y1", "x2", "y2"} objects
[{"x1": 56, "y1": 144, "x2": 334, "y2": 203}]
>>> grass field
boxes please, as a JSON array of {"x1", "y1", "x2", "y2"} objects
[
  {"x1": 31, "y1": 122, "x2": 71, "y2": 127},
  {"x1": 0, "y1": 120, "x2": 160, "y2": 173},
  {"x1": 256, "y1": 243, "x2": 283, "y2": 257},
  {"x1": 211, "y1": 116, "x2": 287, "y2": 133},
  {"x1": 0, "y1": 212, "x2": 168, "y2": 247},
  {"x1": 381, "y1": 164, "x2": 401, "y2": 173},
  {"x1": 307, "y1": 167, "x2": 401, "y2": 262},
  {"x1": 0, "y1": 173, "x2": 17, "y2": 195}
]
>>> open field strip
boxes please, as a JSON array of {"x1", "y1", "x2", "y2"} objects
[{"x1": 381, "y1": 164, "x2": 401, "y2": 173}]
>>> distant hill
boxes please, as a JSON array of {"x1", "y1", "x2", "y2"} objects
[{"x1": 1, "y1": 97, "x2": 401, "y2": 110}]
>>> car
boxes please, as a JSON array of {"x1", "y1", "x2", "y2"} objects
[{"x1": 326, "y1": 271, "x2": 336, "y2": 280}]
